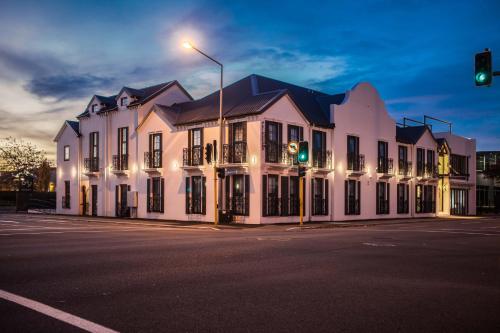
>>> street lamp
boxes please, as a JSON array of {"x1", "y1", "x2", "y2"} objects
[{"x1": 183, "y1": 41, "x2": 224, "y2": 225}]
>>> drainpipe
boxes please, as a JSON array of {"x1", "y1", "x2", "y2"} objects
[{"x1": 330, "y1": 128, "x2": 334, "y2": 222}]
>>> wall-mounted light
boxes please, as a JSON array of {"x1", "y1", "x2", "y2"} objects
[
  {"x1": 251, "y1": 155, "x2": 257, "y2": 165},
  {"x1": 336, "y1": 162, "x2": 343, "y2": 173},
  {"x1": 71, "y1": 166, "x2": 76, "y2": 178},
  {"x1": 172, "y1": 160, "x2": 179, "y2": 171}
]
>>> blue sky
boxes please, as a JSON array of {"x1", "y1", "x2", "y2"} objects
[{"x1": 0, "y1": 0, "x2": 499, "y2": 159}]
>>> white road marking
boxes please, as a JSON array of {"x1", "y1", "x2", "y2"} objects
[
  {"x1": 363, "y1": 242, "x2": 396, "y2": 247},
  {"x1": 0, "y1": 220, "x2": 18, "y2": 223},
  {"x1": 0, "y1": 289, "x2": 119, "y2": 333},
  {"x1": 358, "y1": 229, "x2": 499, "y2": 236}
]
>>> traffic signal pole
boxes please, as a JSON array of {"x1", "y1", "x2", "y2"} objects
[{"x1": 299, "y1": 176, "x2": 303, "y2": 226}]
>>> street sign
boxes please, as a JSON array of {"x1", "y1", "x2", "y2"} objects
[{"x1": 288, "y1": 141, "x2": 298, "y2": 155}]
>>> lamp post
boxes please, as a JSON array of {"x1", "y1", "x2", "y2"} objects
[{"x1": 183, "y1": 41, "x2": 223, "y2": 225}]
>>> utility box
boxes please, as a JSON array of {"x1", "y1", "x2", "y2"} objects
[{"x1": 127, "y1": 191, "x2": 138, "y2": 208}]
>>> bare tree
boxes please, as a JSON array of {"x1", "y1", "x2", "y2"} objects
[{"x1": 0, "y1": 137, "x2": 47, "y2": 191}]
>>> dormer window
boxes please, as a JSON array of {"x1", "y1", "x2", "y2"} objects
[
  {"x1": 91, "y1": 104, "x2": 99, "y2": 113},
  {"x1": 120, "y1": 97, "x2": 128, "y2": 107}
]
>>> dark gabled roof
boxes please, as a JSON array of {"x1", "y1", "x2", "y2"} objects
[
  {"x1": 77, "y1": 94, "x2": 117, "y2": 118},
  {"x1": 396, "y1": 125, "x2": 436, "y2": 144},
  {"x1": 67, "y1": 120, "x2": 80, "y2": 136},
  {"x1": 157, "y1": 74, "x2": 344, "y2": 127}
]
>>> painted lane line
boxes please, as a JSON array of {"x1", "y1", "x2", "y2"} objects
[
  {"x1": 357, "y1": 229, "x2": 499, "y2": 237},
  {"x1": 0, "y1": 289, "x2": 119, "y2": 333},
  {"x1": 363, "y1": 242, "x2": 397, "y2": 247}
]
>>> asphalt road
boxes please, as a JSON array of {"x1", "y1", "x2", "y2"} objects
[{"x1": 0, "y1": 214, "x2": 499, "y2": 333}]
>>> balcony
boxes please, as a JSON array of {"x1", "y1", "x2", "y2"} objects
[
  {"x1": 111, "y1": 154, "x2": 128, "y2": 175},
  {"x1": 377, "y1": 157, "x2": 394, "y2": 178},
  {"x1": 183, "y1": 146, "x2": 204, "y2": 167},
  {"x1": 229, "y1": 194, "x2": 249, "y2": 216},
  {"x1": 83, "y1": 157, "x2": 99, "y2": 176},
  {"x1": 312, "y1": 150, "x2": 332, "y2": 170},
  {"x1": 222, "y1": 142, "x2": 247, "y2": 165},
  {"x1": 398, "y1": 160, "x2": 413, "y2": 180},
  {"x1": 144, "y1": 151, "x2": 162, "y2": 172},
  {"x1": 61, "y1": 196, "x2": 70, "y2": 209},
  {"x1": 264, "y1": 143, "x2": 291, "y2": 167},
  {"x1": 346, "y1": 153, "x2": 365, "y2": 176},
  {"x1": 424, "y1": 163, "x2": 438, "y2": 179}
]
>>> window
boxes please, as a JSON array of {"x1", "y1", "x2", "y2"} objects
[
  {"x1": 64, "y1": 145, "x2": 70, "y2": 161},
  {"x1": 450, "y1": 188, "x2": 468, "y2": 216},
  {"x1": 312, "y1": 130, "x2": 327, "y2": 168},
  {"x1": 288, "y1": 176, "x2": 305, "y2": 216},
  {"x1": 147, "y1": 177, "x2": 164, "y2": 213},
  {"x1": 262, "y1": 174, "x2": 279, "y2": 216},
  {"x1": 376, "y1": 182, "x2": 390, "y2": 214},
  {"x1": 377, "y1": 141, "x2": 389, "y2": 173},
  {"x1": 398, "y1": 145, "x2": 408, "y2": 174},
  {"x1": 312, "y1": 178, "x2": 328, "y2": 215},
  {"x1": 416, "y1": 184, "x2": 435, "y2": 213},
  {"x1": 477, "y1": 154, "x2": 485, "y2": 172},
  {"x1": 120, "y1": 96, "x2": 128, "y2": 106},
  {"x1": 427, "y1": 150, "x2": 435, "y2": 175},
  {"x1": 91, "y1": 104, "x2": 98, "y2": 112},
  {"x1": 287, "y1": 125, "x2": 303, "y2": 165},
  {"x1": 345, "y1": 179, "x2": 360, "y2": 215},
  {"x1": 186, "y1": 176, "x2": 206, "y2": 214},
  {"x1": 347, "y1": 135, "x2": 360, "y2": 170},
  {"x1": 88, "y1": 132, "x2": 99, "y2": 172},
  {"x1": 187, "y1": 128, "x2": 203, "y2": 166},
  {"x1": 148, "y1": 133, "x2": 162, "y2": 168},
  {"x1": 227, "y1": 122, "x2": 247, "y2": 164},
  {"x1": 397, "y1": 183, "x2": 409, "y2": 214},
  {"x1": 63, "y1": 181, "x2": 70, "y2": 209},
  {"x1": 225, "y1": 174, "x2": 250, "y2": 216},
  {"x1": 264, "y1": 121, "x2": 282, "y2": 163},
  {"x1": 450, "y1": 154, "x2": 468, "y2": 178},
  {"x1": 416, "y1": 148, "x2": 425, "y2": 176},
  {"x1": 116, "y1": 127, "x2": 128, "y2": 170}
]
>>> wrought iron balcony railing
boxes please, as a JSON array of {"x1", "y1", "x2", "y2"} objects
[
  {"x1": 377, "y1": 157, "x2": 394, "y2": 174},
  {"x1": 229, "y1": 194, "x2": 249, "y2": 216},
  {"x1": 345, "y1": 198, "x2": 360, "y2": 215},
  {"x1": 264, "y1": 143, "x2": 291, "y2": 165},
  {"x1": 398, "y1": 160, "x2": 412, "y2": 177},
  {"x1": 144, "y1": 150, "x2": 162, "y2": 169},
  {"x1": 347, "y1": 153, "x2": 365, "y2": 172},
  {"x1": 223, "y1": 142, "x2": 247, "y2": 164},
  {"x1": 186, "y1": 197, "x2": 203, "y2": 214},
  {"x1": 84, "y1": 157, "x2": 99, "y2": 172},
  {"x1": 183, "y1": 146, "x2": 203, "y2": 166},
  {"x1": 149, "y1": 196, "x2": 162, "y2": 213},
  {"x1": 312, "y1": 197, "x2": 327, "y2": 215},
  {"x1": 264, "y1": 195, "x2": 280, "y2": 216},
  {"x1": 424, "y1": 163, "x2": 438, "y2": 178},
  {"x1": 397, "y1": 200, "x2": 409, "y2": 214},
  {"x1": 112, "y1": 154, "x2": 128, "y2": 171},
  {"x1": 312, "y1": 150, "x2": 332, "y2": 169}
]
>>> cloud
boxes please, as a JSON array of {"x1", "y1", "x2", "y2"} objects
[{"x1": 24, "y1": 74, "x2": 115, "y2": 100}]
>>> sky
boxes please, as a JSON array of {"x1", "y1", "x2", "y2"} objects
[{"x1": 0, "y1": 0, "x2": 499, "y2": 161}]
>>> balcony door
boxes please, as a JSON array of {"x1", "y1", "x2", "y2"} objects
[
  {"x1": 347, "y1": 135, "x2": 359, "y2": 170},
  {"x1": 378, "y1": 141, "x2": 388, "y2": 173},
  {"x1": 228, "y1": 122, "x2": 246, "y2": 163},
  {"x1": 312, "y1": 130, "x2": 326, "y2": 168},
  {"x1": 188, "y1": 128, "x2": 203, "y2": 166},
  {"x1": 91, "y1": 185, "x2": 98, "y2": 216},
  {"x1": 89, "y1": 132, "x2": 99, "y2": 171},
  {"x1": 265, "y1": 121, "x2": 282, "y2": 163}
]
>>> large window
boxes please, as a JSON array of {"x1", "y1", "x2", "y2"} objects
[
  {"x1": 347, "y1": 135, "x2": 360, "y2": 171},
  {"x1": 115, "y1": 127, "x2": 128, "y2": 170},
  {"x1": 262, "y1": 174, "x2": 279, "y2": 216},
  {"x1": 226, "y1": 122, "x2": 247, "y2": 164},
  {"x1": 345, "y1": 179, "x2": 360, "y2": 215},
  {"x1": 312, "y1": 178, "x2": 328, "y2": 215},
  {"x1": 397, "y1": 183, "x2": 409, "y2": 214},
  {"x1": 64, "y1": 145, "x2": 70, "y2": 161},
  {"x1": 376, "y1": 182, "x2": 390, "y2": 214},
  {"x1": 186, "y1": 176, "x2": 206, "y2": 215},
  {"x1": 147, "y1": 177, "x2": 164, "y2": 213},
  {"x1": 225, "y1": 174, "x2": 250, "y2": 216},
  {"x1": 148, "y1": 133, "x2": 162, "y2": 168},
  {"x1": 398, "y1": 145, "x2": 408, "y2": 175},
  {"x1": 264, "y1": 121, "x2": 282, "y2": 163},
  {"x1": 450, "y1": 188, "x2": 468, "y2": 216},
  {"x1": 287, "y1": 125, "x2": 303, "y2": 165},
  {"x1": 416, "y1": 184, "x2": 435, "y2": 213},
  {"x1": 377, "y1": 141, "x2": 389, "y2": 173},
  {"x1": 450, "y1": 154, "x2": 468, "y2": 178},
  {"x1": 87, "y1": 131, "x2": 99, "y2": 171},
  {"x1": 312, "y1": 130, "x2": 327, "y2": 168},
  {"x1": 416, "y1": 148, "x2": 425, "y2": 177},
  {"x1": 187, "y1": 128, "x2": 203, "y2": 166}
]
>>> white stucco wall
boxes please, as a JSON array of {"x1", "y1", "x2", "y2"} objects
[{"x1": 55, "y1": 124, "x2": 80, "y2": 215}]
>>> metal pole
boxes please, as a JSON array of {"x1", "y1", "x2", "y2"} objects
[
  {"x1": 299, "y1": 176, "x2": 303, "y2": 226},
  {"x1": 218, "y1": 64, "x2": 224, "y2": 223}
]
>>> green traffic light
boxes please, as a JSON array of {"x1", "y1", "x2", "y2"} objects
[{"x1": 475, "y1": 72, "x2": 489, "y2": 83}]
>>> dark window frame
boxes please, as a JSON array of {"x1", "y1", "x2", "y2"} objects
[{"x1": 63, "y1": 145, "x2": 70, "y2": 161}]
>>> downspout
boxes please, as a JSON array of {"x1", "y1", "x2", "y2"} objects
[{"x1": 330, "y1": 126, "x2": 334, "y2": 222}]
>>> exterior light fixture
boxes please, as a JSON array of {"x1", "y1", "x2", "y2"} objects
[{"x1": 182, "y1": 41, "x2": 193, "y2": 49}]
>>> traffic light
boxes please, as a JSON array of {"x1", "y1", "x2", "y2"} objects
[
  {"x1": 205, "y1": 143, "x2": 213, "y2": 163},
  {"x1": 216, "y1": 167, "x2": 225, "y2": 179},
  {"x1": 298, "y1": 165, "x2": 306, "y2": 177},
  {"x1": 298, "y1": 141, "x2": 309, "y2": 163},
  {"x1": 475, "y1": 50, "x2": 492, "y2": 86}
]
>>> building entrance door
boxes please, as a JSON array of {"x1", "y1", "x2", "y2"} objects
[
  {"x1": 91, "y1": 185, "x2": 98, "y2": 216},
  {"x1": 81, "y1": 186, "x2": 88, "y2": 216},
  {"x1": 450, "y1": 188, "x2": 468, "y2": 216}
]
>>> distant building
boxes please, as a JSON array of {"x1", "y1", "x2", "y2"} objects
[
  {"x1": 476, "y1": 151, "x2": 500, "y2": 214},
  {"x1": 54, "y1": 74, "x2": 476, "y2": 223}
]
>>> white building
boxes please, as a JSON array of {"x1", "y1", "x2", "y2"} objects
[{"x1": 54, "y1": 74, "x2": 476, "y2": 223}]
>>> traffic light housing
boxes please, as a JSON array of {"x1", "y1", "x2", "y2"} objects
[
  {"x1": 475, "y1": 50, "x2": 492, "y2": 86},
  {"x1": 205, "y1": 143, "x2": 213, "y2": 163},
  {"x1": 298, "y1": 141, "x2": 309, "y2": 163},
  {"x1": 298, "y1": 165, "x2": 306, "y2": 177},
  {"x1": 216, "y1": 167, "x2": 225, "y2": 179}
]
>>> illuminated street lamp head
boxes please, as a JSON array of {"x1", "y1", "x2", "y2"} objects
[{"x1": 182, "y1": 41, "x2": 193, "y2": 49}]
